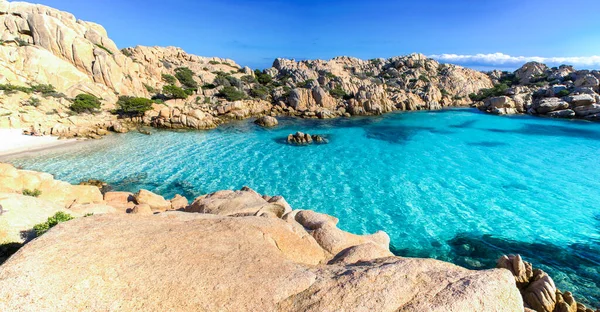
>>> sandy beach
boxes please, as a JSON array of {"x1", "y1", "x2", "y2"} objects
[{"x1": 0, "y1": 129, "x2": 78, "y2": 157}]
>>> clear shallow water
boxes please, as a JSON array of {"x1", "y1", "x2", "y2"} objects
[{"x1": 3, "y1": 108, "x2": 600, "y2": 306}]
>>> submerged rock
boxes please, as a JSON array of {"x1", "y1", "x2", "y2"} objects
[{"x1": 287, "y1": 131, "x2": 328, "y2": 145}]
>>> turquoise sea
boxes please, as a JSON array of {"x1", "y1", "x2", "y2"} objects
[{"x1": 3, "y1": 108, "x2": 600, "y2": 305}]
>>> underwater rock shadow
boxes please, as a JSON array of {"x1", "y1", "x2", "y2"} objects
[
  {"x1": 467, "y1": 141, "x2": 509, "y2": 147},
  {"x1": 364, "y1": 125, "x2": 454, "y2": 144},
  {"x1": 450, "y1": 120, "x2": 478, "y2": 129},
  {"x1": 483, "y1": 124, "x2": 600, "y2": 141}
]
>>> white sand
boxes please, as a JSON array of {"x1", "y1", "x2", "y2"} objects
[{"x1": 0, "y1": 129, "x2": 78, "y2": 157}]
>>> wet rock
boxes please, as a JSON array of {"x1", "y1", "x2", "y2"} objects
[
  {"x1": 547, "y1": 109, "x2": 575, "y2": 118},
  {"x1": 254, "y1": 116, "x2": 278, "y2": 127},
  {"x1": 287, "y1": 131, "x2": 328, "y2": 145}
]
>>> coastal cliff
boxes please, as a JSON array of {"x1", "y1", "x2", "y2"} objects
[
  {"x1": 1, "y1": 162, "x2": 596, "y2": 312},
  {"x1": 0, "y1": 0, "x2": 494, "y2": 138}
]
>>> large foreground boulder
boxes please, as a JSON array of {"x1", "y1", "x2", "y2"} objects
[{"x1": 0, "y1": 213, "x2": 524, "y2": 311}]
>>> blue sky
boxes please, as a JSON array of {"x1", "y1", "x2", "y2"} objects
[{"x1": 34, "y1": 0, "x2": 600, "y2": 70}]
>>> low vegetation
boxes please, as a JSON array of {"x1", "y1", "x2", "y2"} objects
[
  {"x1": 95, "y1": 44, "x2": 114, "y2": 55},
  {"x1": 161, "y1": 74, "x2": 177, "y2": 85},
  {"x1": 329, "y1": 86, "x2": 347, "y2": 99},
  {"x1": 22, "y1": 188, "x2": 41, "y2": 197},
  {"x1": 70, "y1": 94, "x2": 101, "y2": 113},
  {"x1": 469, "y1": 83, "x2": 510, "y2": 102},
  {"x1": 174, "y1": 67, "x2": 198, "y2": 90},
  {"x1": 217, "y1": 86, "x2": 246, "y2": 101},
  {"x1": 162, "y1": 85, "x2": 188, "y2": 99},
  {"x1": 254, "y1": 70, "x2": 272, "y2": 85},
  {"x1": 32, "y1": 212, "x2": 74, "y2": 237},
  {"x1": 556, "y1": 89, "x2": 570, "y2": 97},
  {"x1": 116, "y1": 96, "x2": 153, "y2": 116}
]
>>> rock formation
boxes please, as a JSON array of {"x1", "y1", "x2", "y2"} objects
[
  {"x1": 0, "y1": 1, "x2": 498, "y2": 139},
  {"x1": 1, "y1": 163, "x2": 598, "y2": 311},
  {"x1": 474, "y1": 62, "x2": 600, "y2": 121},
  {"x1": 287, "y1": 131, "x2": 328, "y2": 145},
  {"x1": 498, "y1": 254, "x2": 599, "y2": 312},
  {"x1": 254, "y1": 115, "x2": 278, "y2": 127}
]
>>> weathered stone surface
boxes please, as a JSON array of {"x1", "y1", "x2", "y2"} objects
[
  {"x1": 135, "y1": 189, "x2": 170, "y2": 212},
  {"x1": 287, "y1": 131, "x2": 328, "y2": 145},
  {"x1": 515, "y1": 62, "x2": 549, "y2": 84},
  {"x1": 0, "y1": 193, "x2": 67, "y2": 244},
  {"x1": 532, "y1": 98, "x2": 569, "y2": 114},
  {"x1": 547, "y1": 109, "x2": 575, "y2": 118},
  {"x1": 328, "y1": 242, "x2": 394, "y2": 264},
  {"x1": 574, "y1": 104, "x2": 600, "y2": 117},
  {"x1": 170, "y1": 194, "x2": 188, "y2": 210},
  {"x1": 185, "y1": 188, "x2": 285, "y2": 217},
  {"x1": 254, "y1": 116, "x2": 278, "y2": 127},
  {"x1": 130, "y1": 204, "x2": 152, "y2": 215},
  {"x1": 497, "y1": 254, "x2": 533, "y2": 288},
  {"x1": 103, "y1": 191, "x2": 136, "y2": 211},
  {"x1": 566, "y1": 94, "x2": 596, "y2": 107},
  {"x1": 0, "y1": 213, "x2": 524, "y2": 311},
  {"x1": 522, "y1": 270, "x2": 557, "y2": 312}
]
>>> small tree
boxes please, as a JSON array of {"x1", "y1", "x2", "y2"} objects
[
  {"x1": 162, "y1": 85, "x2": 188, "y2": 99},
  {"x1": 174, "y1": 67, "x2": 198, "y2": 90},
  {"x1": 71, "y1": 94, "x2": 101, "y2": 113},
  {"x1": 161, "y1": 74, "x2": 177, "y2": 85},
  {"x1": 116, "y1": 96, "x2": 153, "y2": 116},
  {"x1": 218, "y1": 86, "x2": 246, "y2": 101}
]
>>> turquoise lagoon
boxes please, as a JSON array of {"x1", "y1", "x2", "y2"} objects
[{"x1": 3, "y1": 108, "x2": 600, "y2": 305}]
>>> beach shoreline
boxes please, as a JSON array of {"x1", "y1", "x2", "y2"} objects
[{"x1": 0, "y1": 129, "x2": 80, "y2": 158}]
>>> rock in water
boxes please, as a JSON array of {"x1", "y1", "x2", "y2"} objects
[
  {"x1": 287, "y1": 131, "x2": 328, "y2": 145},
  {"x1": 254, "y1": 116, "x2": 279, "y2": 127},
  {"x1": 0, "y1": 213, "x2": 524, "y2": 311}
]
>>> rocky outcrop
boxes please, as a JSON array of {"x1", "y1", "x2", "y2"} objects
[
  {"x1": 254, "y1": 115, "x2": 278, "y2": 127},
  {"x1": 287, "y1": 131, "x2": 328, "y2": 145},
  {"x1": 475, "y1": 63, "x2": 600, "y2": 122},
  {"x1": 3, "y1": 164, "x2": 599, "y2": 311},
  {"x1": 498, "y1": 254, "x2": 598, "y2": 312},
  {"x1": 0, "y1": 207, "x2": 524, "y2": 311}
]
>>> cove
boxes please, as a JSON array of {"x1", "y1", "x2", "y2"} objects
[{"x1": 3, "y1": 108, "x2": 600, "y2": 306}]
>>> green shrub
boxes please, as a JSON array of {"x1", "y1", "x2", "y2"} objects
[
  {"x1": 202, "y1": 83, "x2": 217, "y2": 90},
  {"x1": 32, "y1": 212, "x2": 74, "y2": 237},
  {"x1": 30, "y1": 84, "x2": 56, "y2": 94},
  {"x1": 324, "y1": 72, "x2": 337, "y2": 79},
  {"x1": 22, "y1": 188, "x2": 41, "y2": 197},
  {"x1": 209, "y1": 60, "x2": 221, "y2": 65},
  {"x1": 70, "y1": 94, "x2": 101, "y2": 113},
  {"x1": 241, "y1": 75, "x2": 256, "y2": 84},
  {"x1": 250, "y1": 85, "x2": 270, "y2": 100},
  {"x1": 95, "y1": 44, "x2": 113, "y2": 55},
  {"x1": 15, "y1": 37, "x2": 29, "y2": 47},
  {"x1": 213, "y1": 75, "x2": 231, "y2": 87},
  {"x1": 440, "y1": 89, "x2": 450, "y2": 97},
  {"x1": 254, "y1": 69, "x2": 272, "y2": 85},
  {"x1": 0, "y1": 84, "x2": 32, "y2": 94},
  {"x1": 25, "y1": 97, "x2": 41, "y2": 107},
  {"x1": 556, "y1": 89, "x2": 570, "y2": 97},
  {"x1": 418, "y1": 74, "x2": 430, "y2": 83},
  {"x1": 469, "y1": 83, "x2": 509, "y2": 102},
  {"x1": 217, "y1": 86, "x2": 246, "y2": 101},
  {"x1": 143, "y1": 83, "x2": 158, "y2": 93},
  {"x1": 116, "y1": 96, "x2": 153, "y2": 116},
  {"x1": 296, "y1": 79, "x2": 315, "y2": 88},
  {"x1": 162, "y1": 85, "x2": 188, "y2": 99},
  {"x1": 161, "y1": 74, "x2": 177, "y2": 85},
  {"x1": 329, "y1": 86, "x2": 347, "y2": 99},
  {"x1": 121, "y1": 49, "x2": 132, "y2": 57},
  {"x1": 174, "y1": 67, "x2": 198, "y2": 90}
]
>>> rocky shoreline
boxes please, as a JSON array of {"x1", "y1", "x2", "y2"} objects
[{"x1": 0, "y1": 162, "x2": 598, "y2": 311}]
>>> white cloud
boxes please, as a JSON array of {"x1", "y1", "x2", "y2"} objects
[{"x1": 429, "y1": 53, "x2": 600, "y2": 68}]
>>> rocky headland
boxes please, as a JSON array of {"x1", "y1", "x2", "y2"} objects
[{"x1": 0, "y1": 162, "x2": 597, "y2": 311}]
